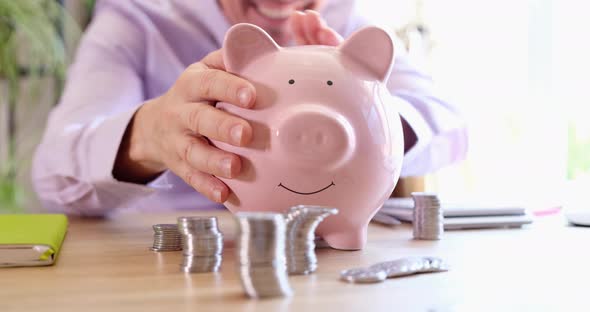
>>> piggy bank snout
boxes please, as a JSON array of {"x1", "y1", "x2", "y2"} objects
[{"x1": 277, "y1": 106, "x2": 355, "y2": 168}]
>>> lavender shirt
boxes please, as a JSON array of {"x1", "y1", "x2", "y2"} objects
[{"x1": 32, "y1": 0, "x2": 468, "y2": 216}]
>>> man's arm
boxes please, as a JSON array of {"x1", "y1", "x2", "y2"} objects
[
  {"x1": 32, "y1": 5, "x2": 160, "y2": 216},
  {"x1": 386, "y1": 54, "x2": 469, "y2": 177}
]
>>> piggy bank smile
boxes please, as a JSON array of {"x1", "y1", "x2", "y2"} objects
[
  {"x1": 278, "y1": 181, "x2": 335, "y2": 195},
  {"x1": 213, "y1": 23, "x2": 404, "y2": 250}
]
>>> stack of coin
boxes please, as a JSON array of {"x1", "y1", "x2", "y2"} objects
[
  {"x1": 235, "y1": 212, "x2": 292, "y2": 298},
  {"x1": 151, "y1": 224, "x2": 182, "y2": 251},
  {"x1": 284, "y1": 205, "x2": 338, "y2": 275},
  {"x1": 411, "y1": 192, "x2": 444, "y2": 240},
  {"x1": 177, "y1": 216, "x2": 223, "y2": 273}
]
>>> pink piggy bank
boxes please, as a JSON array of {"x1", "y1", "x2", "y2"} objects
[{"x1": 214, "y1": 23, "x2": 404, "y2": 250}]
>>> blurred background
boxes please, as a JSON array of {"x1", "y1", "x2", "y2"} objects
[{"x1": 0, "y1": 0, "x2": 587, "y2": 213}]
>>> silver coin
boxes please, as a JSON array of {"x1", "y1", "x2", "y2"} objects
[
  {"x1": 153, "y1": 223, "x2": 178, "y2": 228},
  {"x1": 421, "y1": 256, "x2": 450, "y2": 272},
  {"x1": 180, "y1": 255, "x2": 222, "y2": 273},
  {"x1": 150, "y1": 247, "x2": 181, "y2": 252},
  {"x1": 284, "y1": 205, "x2": 338, "y2": 275},
  {"x1": 340, "y1": 267, "x2": 387, "y2": 284},
  {"x1": 369, "y1": 257, "x2": 425, "y2": 277},
  {"x1": 235, "y1": 212, "x2": 292, "y2": 298},
  {"x1": 151, "y1": 223, "x2": 183, "y2": 252},
  {"x1": 178, "y1": 217, "x2": 220, "y2": 235},
  {"x1": 175, "y1": 216, "x2": 224, "y2": 273},
  {"x1": 368, "y1": 256, "x2": 449, "y2": 278},
  {"x1": 412, "y1": 193, "x2": 444, "y2": 240}
]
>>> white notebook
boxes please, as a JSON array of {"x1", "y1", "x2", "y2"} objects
[{"x1": 379, "y1": 198, "x2": 533, "y2": 230}]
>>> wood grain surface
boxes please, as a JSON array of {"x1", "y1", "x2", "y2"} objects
[{"x1": 1, "y1": 211, "x2": 587, "y2": 312}]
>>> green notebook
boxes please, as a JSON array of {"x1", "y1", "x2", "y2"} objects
[{"x1": 0, "y1": 214, "x2": 68, "y2": 267}]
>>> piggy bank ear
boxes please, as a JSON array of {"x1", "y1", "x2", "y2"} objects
[
  {"x1": 339, "y1": 26, "x2": 394, "y2": 82},
  {"x1": 223, "y1": 23, "x2": 280, "y2": 73}
]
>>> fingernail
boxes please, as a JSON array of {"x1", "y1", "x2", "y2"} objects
[
  {"x1": 238, "y1": 88, "x2": 251, "y2": 106},
  {"x1": 220, "y1": 158, "x2": 233, "y2": 177},
  {"x1": 231, "y1": 125, "x2": 243, "y2": 145},
  {"x1": 213, "y1": 188, "x2": 222, "y2": 202}
]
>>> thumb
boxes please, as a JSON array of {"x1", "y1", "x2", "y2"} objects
[{"x1": 201, "y1": 49, "x2": 226, "y2": 70}]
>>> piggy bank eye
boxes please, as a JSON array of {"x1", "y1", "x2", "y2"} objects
[
  {"x1": 327, "y1": 80, "x2": 333, "y2": 86},
  {"x1": 288, "y1": 79, "x2": 295, "y2": 85}
]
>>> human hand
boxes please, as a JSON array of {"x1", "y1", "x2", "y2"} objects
[
  {"x1": 115, "y1": 50, "x2": 255, "y2": 203},
  {"x1": 289, "y1": 10, "x2": 343, "y2": 46}
]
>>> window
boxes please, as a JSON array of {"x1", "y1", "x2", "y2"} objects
[{"x1": 359, "y1": 0, "x2": 588, "y2": 209}]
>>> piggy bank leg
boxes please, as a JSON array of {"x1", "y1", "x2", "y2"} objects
[{"x1": 321, "y1": 225, "x2": 367, "y2": 250}]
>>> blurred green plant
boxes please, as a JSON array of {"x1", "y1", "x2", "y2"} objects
[
  {"x1": 85, "y1": 0, "x2": 96, "y2": 12},
  {"x1": 0, "y1": 0, "x2": 75, "y2": 212},
  {"x1": 567, "y1": 122, "x2": 590, "y2": 180}
]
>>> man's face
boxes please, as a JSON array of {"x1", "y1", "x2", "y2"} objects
[{"x1": 218, "y1": 0, "x2": 326, "y2": 45}]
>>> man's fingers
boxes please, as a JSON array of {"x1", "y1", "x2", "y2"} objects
[
  {"x1": 181, "y1": 103, "x2": 253, "y2": 147},
  {"x1": 170, "y1": 160, "x2": 230, "y2": 203},
  {"x1": 290, "y1": 10, "x2": 342, "y2": 46},
  {"x1": 177, "y1": 135, "x2": 242, "y2": 179},
  {"x1": 318, "y1": 27, "x2": 343, "y2": 46},
  {"x1": 290, "y1": 11, "x2": 308, "y2": 45},
  {"x1": 302, "y1": 10, "x2": 322, "y2": 44},
  {"x1": 180, "y1": 67, "x2": 256, "y2": 108},
  {"x1": 200, "y1": 50, "x2": 226, "y2": 70}
]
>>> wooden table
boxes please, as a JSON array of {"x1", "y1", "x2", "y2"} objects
[{"x1": 2, "y1": 211, "x2": 588, "y2": 311}]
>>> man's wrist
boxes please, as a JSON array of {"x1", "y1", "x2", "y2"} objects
[
  {"x1": 113, "y1": 100, "x2": 166, "y2": 183},
  {"x1": 129, "y1": 101, "x2": 163, "y2": 168}
]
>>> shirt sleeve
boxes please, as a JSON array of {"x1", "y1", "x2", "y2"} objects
[
  {"x1": 388, "y1": 55, "x2": 469, "y2": 177},
  {"x1": 31, "y1": 5, "x2": 169, "y2": 216}
]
